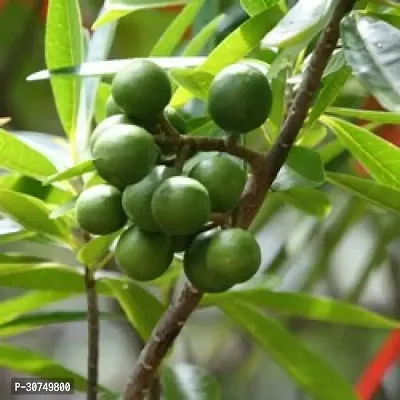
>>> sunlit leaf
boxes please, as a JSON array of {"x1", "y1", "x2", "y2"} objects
[
  {"x1": 44, "y1": 160, "x2": 94, "y2": 184},
  {"x1": 49, "y1": 199, "x2": 77, "y2": 220},
  {"x1": 326, "y1": 107, "x2": 400, "y2": 124},
  {"x1": 45, "y1": 0, "x2": 84, "y2": 137},
  {"x1": 240, "y1": 0, "x2": 282, "y2": 16},
  {"x1": 95, "y1": 82, "x2": 112, "y2": 124}
]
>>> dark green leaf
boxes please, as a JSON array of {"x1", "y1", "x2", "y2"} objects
[
  {"x1": 204, "y1": 287, "x2": 399, "y2": 329},
  {"x1": 44, "y1": 160, "x2": 94, "y2": 184},
  {"x1": 321, "y1": 115, "x2": 400, "y2": 188},
  {"x1": 77, "y1": 232, "x2": 119, "y2": 268},
  {"x1": 171, "y1": 6, "x2": 283, "y2": 107},
  {"x1": 273, "y1": 188, "x2": 332, "y2": 218},
  {"x1": 327, "y1": 172, "x2": 400, "y2": 214},
  {"x1": 0, "y1": 190, "x2": 72, "y2": 243},
  {"x1": 272, "y1": 146, "x2": 325, "y2": 191},
  {"x1": 326, "y1": 106, "x2": 400, "y2": 124},
  {"x1": 93, "y1": 0, "x2": 188, "y2": 29},
  {"x1": 45, "y1": 0, "x2": 84, "y2": 137},
  {"x1": 341, "y1": 13, "x2": 400, "y2": 111},
  {"x1": 162, "y1": 363, "x2": 220, "y2": 400},
  {"x1": 151, "y1": 0, "x2": 205, "y2": 56},
  {"x1": 220, "y1": 301, "x2": 357, "y2": 400},
  {"x1": 0, "y1": 129, "x2": 57, "y2": 179},
  {"x1": 261, "y1": 0, "x2": 335, "y2": 48},
  {"x1": 104, "y1": 280, "x2": 165, "y2": 340}
]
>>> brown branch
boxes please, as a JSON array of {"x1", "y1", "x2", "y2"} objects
[{"x1": 122, "y1": 1, "x2": 355, "y2": 398}]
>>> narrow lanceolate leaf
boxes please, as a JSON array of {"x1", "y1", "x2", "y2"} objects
[
  {"x1": 272, "y1": 146, "x2": 325, "y2": 191},
  {"x1": 306, "y1": 66, "x2": 352, "y2": 128},
  {"x1": 95, "y1": 82, "x2": 112, "y2": 123},
  {"x1": 77, "y1": 232, "x2": 119, "y2": 268},
  {"x1": 0, "y1": 190, "x2": 72, "y2": 243},
  {"x1": 49, "y1": 199, "x2": 77, "y2": 220},
  {"x1": 341, "y1": 14, "x2": 400, "y2": 112},
  {"x1": 274, "y1": 188, "x2": 332, "y2": 218},
  {"x1": 171, "y1": 6, "x2": 283, "y2": 107},
  {"x1": 27, "y1": 58, "x2": 207, "y2": 81},
  {"x1": 327, "y1": 173, "x2": 400, "y2": 215},
  {"x1": 45, "y1": 0, "x2": 84, "y2": 137},
  {"x1": 0, "y1": 129, "x2": 57, "y2": 179},
  {"x1": 0, "y1": 291, "x2": 74, "y2": 326},
  {"x1": 44, "y1": 159, "x2": 94, "y2": 184},
  {"x1": 261, "y1": 0, "x2": 335, "y2": 49},
  {"x1": 182, "y1": 15, "x2": 224, "y2": 57},
  {"x1": 151, "y1": 0, "x2": 205, "y2": 56},
  {"x1": 161, "y1": 363, "x2": 220, "y2": 400},
  {"x1": 240, "y1": 0, "x2": 281, "y2": 16},
  {"x1": 326, "y1": 107, "x2": 400, "y2": 124},
  {"x1": 204, "y1": 288, "x2": 400, "y2": 329},
  {"x1": 93, "y1": 0, "x2": 187, "y2": 29},
  {"x1": 104, "y1": 280, "x2": 165, "y2": 340},
  {"x1": 0, "y1": 344, "x2": 113, "y2": 394},
  {"x1": 220, "y1": 301, "x2": 358, "y2": 400},
  {"x1": 320, "y1": 115, "x2": 400, "y2": 188}
]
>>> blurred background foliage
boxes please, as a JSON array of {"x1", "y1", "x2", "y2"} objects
[{"x1": 0, "y1": 0, "x2": 399, "y2": 399}]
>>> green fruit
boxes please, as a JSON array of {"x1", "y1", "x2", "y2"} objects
[
  {"x1": 122, "y1": 166, "x2": 178, "y2": 232},
  {"x1": 92, "y1": 124, "x2": 159, "y2": 188},
  {"x1": 208, "y1": 63, "x2": 272, "y2": 134},
  {"x1": 115, "y1": 225, "x2": 173, "y2": 281},
  {"x1": 189, "y1": 155, "x2": 246, "y2": 212},
  {"x1": 184, "y1": 229, "x2": 233, "y2": 293},
  {"x1": 165, "y1": 106, "x2": 186, "y2": 134},
  {"x1": 112, "y1": 59, "x2": 172, "y2": 122},
  {"x1": 76, "y1": 184, "x2": 127, "y2": 235},
  {"x1": 105, "y1": 95, "x2": 122, "y2": 117},
  {"x1": 151, "y1": 176, "x2": 211, "y2": 235},
  {"x1": 90, "y1": 114, "x2": 132, "y2": 151}
]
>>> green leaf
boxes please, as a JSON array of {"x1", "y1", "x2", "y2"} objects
[
  {"x1": 0, "y1": 190, "x2": 72, "y2": 242},
  {"x1": 341, "y1": 13, "x2": 400, "y2": 111},
  {"x1": 272, "y1": 146, "x2": 325, "y2": 191},
  {"x1": 0, "y1": 129, "x2": 57, "y2": 179},
  {"x1": 326, "y1": 106, "x2": 400, "y2": 124},
  {"x1": 170, "y1": 69, "x2": 214, "y2": 100},
  {"x1": 219, "y1": 301, "x2": 358, "y2": 400},
  {"x1": 95, "y1": 82, "x2": 112, "y2": 124},
  {"x1": 104, "y1": 280, "x2": 165, "y2": 340},
  {"x1": 274, "y1": 188, "x2": 332, "y2": 218},
  {"x1": 49, "y1": 199, "x2": 77, "y2": 220},
  {"x1": 182, "y1": 15, "x2": 224, "y2": 57},
  {"x1": 0, "y1": 217, "x2": 34, "y2": 244},
  {"x1": 320, "y1": 115, "x2": 400, "y2": 188},
  {"x1": 240, "y1": 0, "x2": 281, "y2": 16},
  {"x1": 327, "y1": 172, "x2": 400, "y2": 215},
  {"x1": 77, "y1": 232, "x2": 119, "y2": 268},
  {"x1": 261, "y1": 0, "x2": 335, "y2": 49},
  {"x1": 161, "y1": 363, "x2": 220, "y2": 400},
  {"x1": 0, "y1": 311, "x2": 117, "y2": 338},
  {"x1": 0, "y1": 253, "x2": 47, "y2": 264},
  {"x1": 306, "y1": 66, "x2": 352, "y2": 128},
  {"x1": 93, "y1": 0, "x2": 188, "y2": 29},
  {"x1": 151, "y1": 0, "x2": 205, "y2": 57},
  {"x1": 45, "y1": 0, "x2": 84, "y2": 137},
  {"x1": 297, "y1": 122, "x2": 328, "y2": 148},
  {"x1": 318, "y1": 140, "x2": 345, "y2": 165},
  {"x1": 0, "y1": 344, "x2": 95, "y2": 392},
  {"x1": 44, "y1": 159, "x2": 94, "y2": 184},
  {"x1": 0, "y1": 290, "x2": 74, "y2": 326},
  {"x1": 27, "y1": 57, "x2": 207, "y2": 81},
  {"x1": 171, "y1": 6, "x2": 283, "y2": 107},
  {"x1": 204, "y1": 288, "x2": 399, "y2": 329}
]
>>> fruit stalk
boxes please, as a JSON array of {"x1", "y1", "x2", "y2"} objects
[{"x1": 122, "y1": 1, "x2": 355, "y2": 398}]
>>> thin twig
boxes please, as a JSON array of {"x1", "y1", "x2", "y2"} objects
[{"x1": 122, "y1": 2, "x2": 355, "y2": 398}]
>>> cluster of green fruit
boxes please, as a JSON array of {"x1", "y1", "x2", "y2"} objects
[{"x1": 76, "y1": 59, "x2": 272, "y2": 292}]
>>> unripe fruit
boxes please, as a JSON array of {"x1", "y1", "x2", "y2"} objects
[
  {"x1": 165, "y1": 106, "x2": 187, "y2": 134},
  {"x1": 115, "y1": 225, "x2": 173, "y2": 281},
  {"x1": 112, "y1": 60, "x2": 172, "y2": 122},
  {"x1": 122, "y1": 166, "x2": 178, "y2": 232},
  {"x1": 90, "y1": 114, "x2": 132, "y2": 151},
  {"x1": 189, "y1": 155, "x2": 246, "y2": 212},
  {"x1": 92, "y1": 124, "x2": 159, "y2": 188},
  {"x1": 151, "y1": 176, "x2": 211, "y2": 235},
  {"x1": 105, "y1": 95, "x2": 122, "y2": 117},
  {"x1": 184, "y1": 229, "x2": 233, "y2": 293},
  {"x1": 76, "y1": 184, "x2": 127, "y2": 235},
  {"x1": 208, "y1": 63, "x2": 272, "y2": 134},
  {"x1": 184, "y1": 228, "x2": 261, "y2": 291}
]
